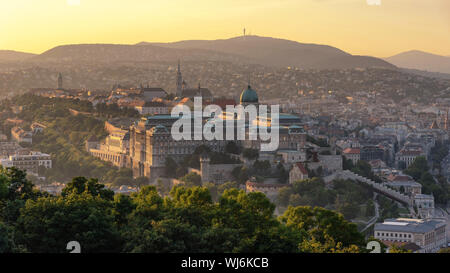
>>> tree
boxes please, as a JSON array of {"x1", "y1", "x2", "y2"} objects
[
  {"x1": 389, "y1": 245, "x2": 412, "y2": 253},
  {"x1": 0, "y1": 222, "x2": 11, "y2": 253},
  {"x1": 156, "y1": 179, "x2": 171, "y2": 196},
  {"x1": 438, "y1": 247, "x2": 450, "y2": 253},
  {"x1": 279, "y1": 206, "x2": 365, "y2": 252},
  {"x1": 16, "y1": 193, "x2": 122, "y2": 253},
  {"x1": 342, "y1": 156, "x2": 354, "y2": 170},
  {"x1": 232, "y1": 166, "x2": 249, "y2": 184},
  {"x1": 242, "y1": 148, "x2": 259, "y2": 160},
  {"x1": 164, "y1": 157, "x2": 178, "y2": 178},
  {"x1": 225, "y1": 141, "x2": 240, "y2": 154},
  {"x1": 61, "y1": 177, "x2": 114, "y2": 201},
  {"x1": 113, "y1": 194, "x2": 135, "y2": 227},
  {"x1": 1, "y1": 167, "x2": 36, "y2": 201},
  {"x1": 277, "y1": 187, "x2": 293, "y2": 207},
  {"x1": 180, "y1": 172, "x2": 202, "y2": 187}
]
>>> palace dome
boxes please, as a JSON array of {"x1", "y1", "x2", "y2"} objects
[{"x1": 240, "y1": 85, "x2": 258, "y2": 104}]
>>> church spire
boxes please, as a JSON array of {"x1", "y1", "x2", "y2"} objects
[
  {"x1": 445, "y1": 109, "x2": 449, "y2": 131},
  {"x1": 176, "y1": 60, "x2": 183, "y2": 97},
  {"x1": 57, "y1": 73, "x2": 63, "y2": 90}
]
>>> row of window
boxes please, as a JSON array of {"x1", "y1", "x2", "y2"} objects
[{"x1": 376, "y1": 232, "x2": 412, "y2": 238}]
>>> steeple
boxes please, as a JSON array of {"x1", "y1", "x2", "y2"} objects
[
  {"x1": 176, "y1": 60, "x2": 183, "y2": 97},
  {"x1": 445, "y1": 109, "x2": 449, "y2": 131},
  {"x1": 57, "y1": 73, "x2": 63, "y2": 90}
]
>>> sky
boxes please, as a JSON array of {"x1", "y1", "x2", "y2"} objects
[{"x1": 0, "y1": 0, "x2": 449, "y2": 57}]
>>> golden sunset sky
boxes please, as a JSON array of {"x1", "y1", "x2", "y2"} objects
[{"x1": 1, "y1": 0, "x2": 449, "y2": 57}]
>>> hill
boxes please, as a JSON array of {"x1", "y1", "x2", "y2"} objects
[
  {"x1": 0, "y1": 50, "x2": 36, "y2": 63},
  {"x1": 385, "y1": 50, "x2": 450, "y2": 74},
  {"x1": 29, "y1": 43, "x2": 248, "y2": 64},
  {"x1": 142, "y1": 35, "x2": 396, "y2": 69},
  {"x1": 24, "y1": 36, "x2": 395, "y2": 69}
]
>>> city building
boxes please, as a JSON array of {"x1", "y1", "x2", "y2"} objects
[
  {"x1": 0, "y1": 142, "x2": 23, "y2": 158},
  {"x1": 30, "y1": 122, "x2": 47, "y2": 134},
  {"x1": 342, "y1": 147, "x2": 360, "y2": 165},
  {"x1": 0, "y1": 151, "x2": 52, "y2": 175},
  {"x1": 128, "y1": 84, "x2": 305, "y2": 181},
  {"x1": 88, "y1": 131, "x2": 130, "y2": 168},
  {"x1": 413, "y1": 194, "x2": 435, "y2": 219},
  {"x1": 289, "y1": 162, "x2": 309, "y2": 183},
  {"x1": 139, "y1": 86, "x2": 167, "y2": 102},
  {"x1": 11, "y1": 127, "x2": 32, "y2": 144},
  {"x1": 134, "y1": 101, "x2": 169, "y2": 115},
  {"x1": 374, "y1": 218, "x2": 446, "y2": 253},
  {"x1": 175, "y1": 61, "x2": 213, "y2": 101},
  {"x1": 395, "y1": 146, "x2": 426, "y2": 169},
  {"x1": 386, "y1": 174, "x2": 422, "y2": 196}
]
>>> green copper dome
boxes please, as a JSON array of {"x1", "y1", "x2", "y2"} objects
[{"x1": 240, "y1": 85, "x2": 258, "y2": 104}]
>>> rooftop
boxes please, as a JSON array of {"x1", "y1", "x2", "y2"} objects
[{"x1": 375, "y1": 218, "x2": 445, "y2": 234}]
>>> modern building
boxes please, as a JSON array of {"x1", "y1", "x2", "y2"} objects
[
  {"x1": 360, "y1": 145, "x2": 385, "y2": 162},
  {"x1": 374, "y1": 218, "x2": 446, "y2": 253},
  {"x1": 0, "y1": 151, "x2": 52, "y2": 175}
]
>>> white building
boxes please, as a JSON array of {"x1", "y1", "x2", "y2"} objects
[
  {"x1": 342, "y1": 147, "x2": 360, "y2": 165},
  {"x1": 0, "y1": 151, "x2": 52, "y2": 175},
  {"x1": 374, "y1": 218, "x2": 446, "y2": 253},
  {"x1": 395, "y1": 147, "x2": 426, "y2": 169},
  {"x1": 413, "y1": 194, "x2": 435, "y2": 219}
]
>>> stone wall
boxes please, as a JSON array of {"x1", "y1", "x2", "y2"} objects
[{"x1": 200, "y1": 161, "x2": 242, "y2": 184}]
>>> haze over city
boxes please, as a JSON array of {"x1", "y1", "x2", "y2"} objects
[
  {"x1": 0, "y1": 0, "x2": 449, "y2": 259},
  {"x1": 1, "y1": 0, "x2": 449, "y2": 57}
]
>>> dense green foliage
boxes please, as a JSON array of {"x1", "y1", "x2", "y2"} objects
[
  {"x1": 376, "y1": 195, "x2": 401, "y2": 220},
  {"x1": 343, "y1": 159, "x2": 382, "y2": 183},
  {"x1": 0, "y1": 167, "x2": 367, "y2": 253},
  {"x1": 404, "y1": 156, "x2": 450, "y2": 204},
  {"x1": 430, "y1": 141, "x2": 449, "y2": 170},
  {"x1": 277, "y1": 178, "x2": 374, "y2": 220},
  {"x1": 7, "y1": 94, "x2": 136, "y2": 184}
]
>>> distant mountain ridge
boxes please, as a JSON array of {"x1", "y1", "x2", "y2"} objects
[
  {"x1": 141, "y1": 35, "x2": 395, "y2": 69},
  {"x1": 29, "y1": 43, "x2": 247, "y2": 64},
  {"x1": 385, "y1": 50, "x2": 450, "y2": 74},
  {"x1": 0, "y1": 50, "x2": 36, "y2": 62},
  {"x1": 4, "y1": 35, "x2": 396, "y2": 70}
]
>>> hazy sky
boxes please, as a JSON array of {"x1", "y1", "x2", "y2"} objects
[{"x1": 1, "y1": 0, "x2": 449, "y2": 57}]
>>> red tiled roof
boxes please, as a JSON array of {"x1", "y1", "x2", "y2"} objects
[
  {"x1": 295, "y1": 162, "x2": 308, "y2": 175},
  {"x1": 387, "y1": 174, "x2": 413, "y2": 182},
  {"x1": 343, "y1": 148, "x2": 360, "y2": 154}
]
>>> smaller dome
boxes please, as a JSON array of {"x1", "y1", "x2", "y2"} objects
[
  {"x1": 151, "y1": 124, "x2": 168, "y2": 134},
  {"x1": 240, "y1": 85, "x2": 258, "y2": 104}
]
